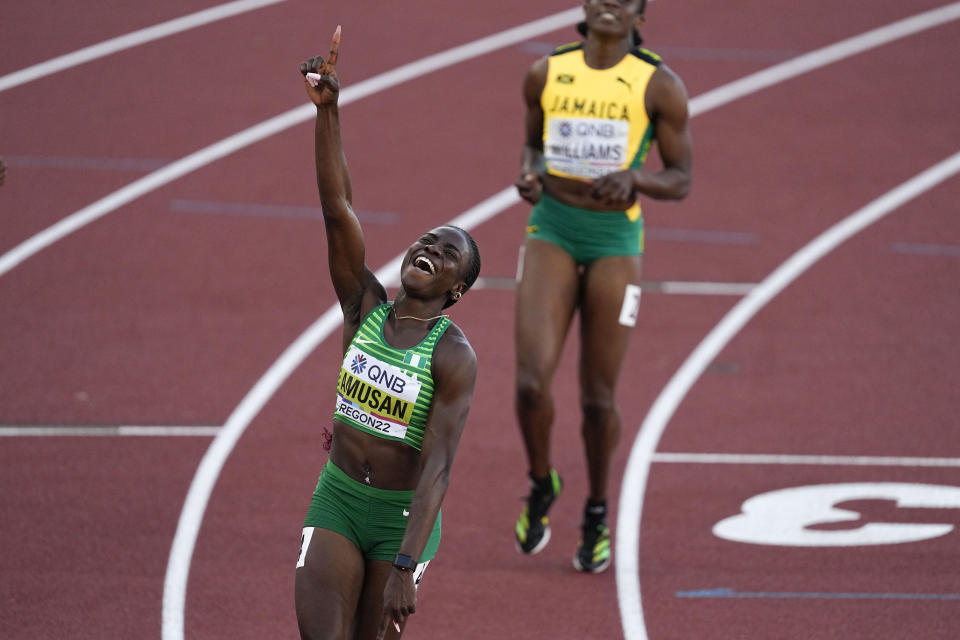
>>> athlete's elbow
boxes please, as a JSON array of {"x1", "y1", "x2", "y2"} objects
[
  {"x1": 320, "y1": 197, "x2": 351, "y2": 220},
  {"x1": 668, "y1": 174, "x2": 692, "y2": 200}
]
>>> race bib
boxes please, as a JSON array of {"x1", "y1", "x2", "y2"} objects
[
  {"x1": 334, "y1": 346, "x2": 422, "y2": 439},
  {"x1": 544, "y1": 117, "x2": 630, "y2": 180}
]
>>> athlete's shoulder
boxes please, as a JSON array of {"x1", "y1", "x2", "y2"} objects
[
  {"x1": 549, "y1": 41, "x2": 584, "y2": 57},
  {"x1": 628, "y1": 47, "x2": 662, "y2": 67},
  {"x1": 430, "y1": 325, "x2": 477, "y2": 394},
  {"x1": 435, "y1": 323, "x2": 476, "y2": 367}
]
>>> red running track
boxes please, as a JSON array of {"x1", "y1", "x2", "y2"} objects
[{"x1": 1, "y1": 1, "x2": 959, "y2": 638}]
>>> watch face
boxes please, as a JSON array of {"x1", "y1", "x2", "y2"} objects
[{"x1": 394, "y1": 554, "x2": 417, "y2": 570}]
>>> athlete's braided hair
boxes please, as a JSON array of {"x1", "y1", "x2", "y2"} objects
[{"x1": 443, "y1": 225, "x2": 481, "y2": 308}]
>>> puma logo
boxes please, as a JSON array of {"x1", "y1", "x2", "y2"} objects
[{"x1": 617, "y1": 76, "x2": 633, "y2": 91}]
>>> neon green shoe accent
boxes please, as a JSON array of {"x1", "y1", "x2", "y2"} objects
[
  {"x1": 515, "y1": 508, "x2": 530, "y2": 543},
  {"x1": 515, "y1": 469, "x2": 562, "y2": 555},
  {"x1": 574, "y1": 523, "x2": 611, "y2": 573}
]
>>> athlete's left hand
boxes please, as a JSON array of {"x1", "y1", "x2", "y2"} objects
[
  {"x1": 376, "y1": 568, "x2": 417, "y2": 639},
  {"x1": 590, "y1": 169, "x2": 637, "y2": 207},
  {"x1": 300, "y1": 25, "x2": 341, "y2": 107}
]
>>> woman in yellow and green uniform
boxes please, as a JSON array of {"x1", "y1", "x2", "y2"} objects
[{"x1": 513, "y1": 0, "x2": 693, "y2": 573}]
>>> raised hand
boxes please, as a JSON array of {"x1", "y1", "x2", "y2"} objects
[{"x1": 300, "y1": 25, "x2": 341, "y2": 107}]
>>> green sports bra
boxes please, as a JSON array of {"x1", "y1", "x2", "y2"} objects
[{"x1": 332, "y1": 303, "x2": 450, "y2": 451}]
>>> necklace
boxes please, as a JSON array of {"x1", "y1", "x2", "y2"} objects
[{"x1": 392, "y1": 308, "x2": 446, "y2": 322}]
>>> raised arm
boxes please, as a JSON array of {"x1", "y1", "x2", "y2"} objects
[
  {"x1": 301, "y1": 27, "x2": 385, "y2": 326},
  {"x1": 515, "y1": 57, "x2": 548, "y2": 204},
  {"x1": 376, "y1": 330, "x2": 477, "y2": 639}
]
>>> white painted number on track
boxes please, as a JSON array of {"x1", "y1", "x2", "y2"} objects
[{"x1": 713, "y1": 483, "x2": 960, "y2": 547}]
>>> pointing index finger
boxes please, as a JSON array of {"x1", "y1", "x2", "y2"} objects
[{"x1": 327, "y1": 25, "x2": 341, "y2": 68}]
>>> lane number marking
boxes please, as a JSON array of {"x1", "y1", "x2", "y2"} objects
[{"x1": 714, "y1": 483, "x2": 960, "y2": 547}]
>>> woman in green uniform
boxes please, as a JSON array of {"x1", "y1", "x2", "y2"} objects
[
  {"x1": 295, "y1": 27, "x2": 481, "y2": 640},
  {"x1": 513, "y1": 0, "x2": 692, "y2": 573}
]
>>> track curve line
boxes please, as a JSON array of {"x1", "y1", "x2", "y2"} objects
[
  {"x1": 615, "y1": 4, "x2": 960, "y2": 638},
  {"x1": 0, "y1": 7, "x2": 581, "y2": 279},
  {"x1": 617, "y1": 169, "x2": 960, "y2": 637},
  {"x1": 617, "y1": 150, "x2": 960, "y2": 639}
]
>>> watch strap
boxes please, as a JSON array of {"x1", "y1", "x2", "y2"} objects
[{"x1": 392, "y1": 553, "x2": 418, "y2": 571}]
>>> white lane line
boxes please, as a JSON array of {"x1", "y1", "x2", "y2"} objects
[
  {"x1": 689, "y1": 2, "x2": 960, "y2": 116},
  {"x1": 0, "y1": 7, "x2": 581, "y2": 279},
  {"x1": 472, "y1": 277, "x2": 757, "y2": 296},
  {"x1": 618, "y1": 150, "x2": 960, "y2": 640},
  {"x1": 0, "y1": 425, "x2": 220, "y2": 437},
  {"x1": 0, "y1": 0, "x2": 287, "y2": 94},
  {"x1": 617, "y1": 4, "x2": 960, "y2": 637},
  {"x1": 653, "y1": 452, "x2": 960, "y2": 468},
  {"x1": 658, "y1": 281, "x2": 755, "y2": 296}
]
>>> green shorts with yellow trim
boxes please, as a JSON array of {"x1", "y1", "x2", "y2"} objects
[
  {"x1": 526, "y1": 192, "x2": 644, "y2": 264},
  {"x1": 302, "y1": 461, "x2": 441, "y2": 562}
]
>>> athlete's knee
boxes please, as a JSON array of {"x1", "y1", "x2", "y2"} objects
[
  {"x1": 516, "y1": 372, "x2": 551, "y2": 412},
  {"x1": 580, "y1": 395, "x2": 619, "y2": 430}
]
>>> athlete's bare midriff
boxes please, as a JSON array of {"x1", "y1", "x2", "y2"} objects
[
  {"x1": 543, "y1": 173, "x2": 635, "y2": 212},
  {"x1": 330, "y1": 420, "x2": 422, "y2": 490}
]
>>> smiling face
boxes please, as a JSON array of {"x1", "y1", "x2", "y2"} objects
[
  {"x1": 583, "y1": 0, "x2": 646, "y2": 40},
  {"x1": 399, "y1": 226, "x2": 472, "y2": 304}
]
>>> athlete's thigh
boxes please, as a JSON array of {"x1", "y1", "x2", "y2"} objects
[
  {"x1": 515, "y1": 238, "x2": 580, "y2": 376},
  {"x1": 578, "y1": 255, "x2": 643, "y2": 394},
  {"x1": 296, "y1": 527, "x2": 365, "y2": 639}
]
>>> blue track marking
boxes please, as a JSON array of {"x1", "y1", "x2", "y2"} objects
[
  {"x1": 677, "y1": 588, "x2": 960, "y2": 600},
  {"x1": 5, "y1": 155, "x2": 169, "y2": 171},
  {"x1": 890, "y1": 242, "x2": 960, "y2": 257},
  {"x1": 169, "y1": 199, "x2": 398, "y2": 224},
  {"x1": 645, "y1": 228, "x2": 760, "y2": 245}
]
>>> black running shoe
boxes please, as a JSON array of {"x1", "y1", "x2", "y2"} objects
[
  {"x1": 515, "y1": 469, "x2": 563, "y2": 555},
  {"x1": 573, "y1": 502, "x2": 611, "y2": 573}
]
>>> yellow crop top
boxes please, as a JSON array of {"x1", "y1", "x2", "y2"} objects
[{"x1": 541, "y1": 43, "x2": 660, "y2": 183}]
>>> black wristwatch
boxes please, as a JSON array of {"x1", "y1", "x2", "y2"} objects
[{"x1": 392, "y1": 553, "x2": 418, "y2": 572}]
